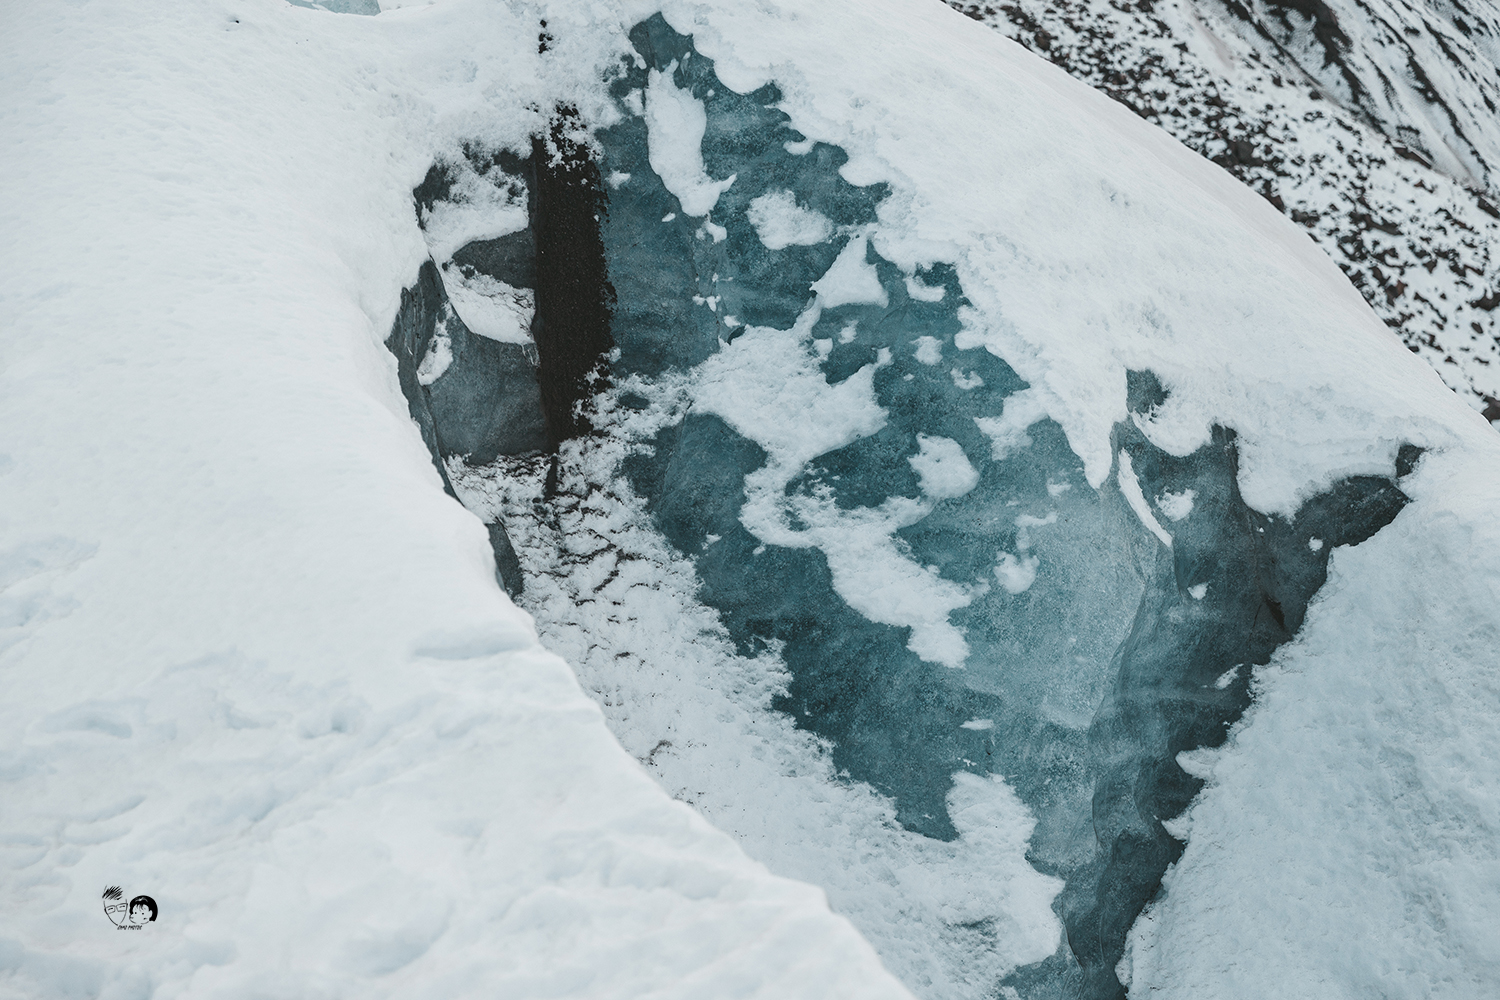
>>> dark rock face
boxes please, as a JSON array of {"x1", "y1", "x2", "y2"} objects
[
  {"x1": 526, "y1": 110, "x2": 617, "y2": 446},
  {"x1": 383, "y1": 258, "x2": 536, "y2": 597},
  {"x1": 386, "y1": 108, "x2": 621, "y2": 597}
]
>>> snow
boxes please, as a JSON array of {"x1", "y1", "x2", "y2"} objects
[
  {"x1": 418, "y1": 159, "x2": 529, "y2": 266},
  {"x1": 994, "y1": 551, "x2": 1040, "y2": 595},
  {"x1": 913, "y1": 336, "x2": 944, "y2": 365},
  {"x1": 449, "y1": 452, "x2": 1063, "y2": 997},
  {"x1": 1123, "y1": 458, "x2": 1500, "y2": 998},
  {"x1": 438, "y1": 265, "x2": 534, "y2": 344},
  {"x1": 907, "y1": 434, "x2": 980, "y2": 499},
  {"x1": 644, "y1": 64, "x2": 735, "y2": 218},
  {"x1": 746, "y1": 189, "x2": 835, "y2": 249},
  {"x1": 0, "y1": 2, "x2": 915, "y2": 997},
  {"x1": 1156, "y1": 488, "x2": 1195, "y2": 521},
  {"x1": 955, "y1": 0, "x2": 1500, "y2": 412},
  {"x1": 689, "y1": 319, "x2": 977, "y2": 669},
  {"x1": 810, "y1": 235, "x2": 889, "y2": 309},
  {"x1": 7, "y1": 0, "x2": 1500, "y2": 996},
  {"x1": 415, "y1": 314, "x2": 454, "y2": 384},
  {"x1": 974, "y1": 387, "x2": 1049, "y2": 461}
]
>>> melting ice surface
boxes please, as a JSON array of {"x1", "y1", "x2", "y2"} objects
[{"x1": 392, "y1": 15, "x2": 1416, "y2": 1000}]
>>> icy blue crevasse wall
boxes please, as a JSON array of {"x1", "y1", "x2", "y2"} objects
[
  {"x1": 595, "y1": 15, "x2": 1415, "y2": 1000},
  {"x1": 386, "y1": 13, "x2": 1416, "y2": 998}
]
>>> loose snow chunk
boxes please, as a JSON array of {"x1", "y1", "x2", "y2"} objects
[
  {"x1": 1188, "y1": 583, "x2": 1209, "y2": 600},
  {"x1": 419, "y1": 166, "x2": 529, "y2": 265},
  {"x1": 995, "y1": 551, "x2": 1040, "y2": 594},
  {"x1": 974, "y1": 388, "x2": 1048, "y2": 461},
  {"x1": 908, "y1": 434, "x2": 980, "y2": 499},
  {"x1": 812, "y1": 235, "x2": 888, "y2": 308},
  {"x1": 1117, "y1": 450, "x2": 1173, "y2": 548},
  {"x1": 913, "y1": 336, "x2": 943, "y2": 365},
  {"x1": 607, "y1": 171, "x2": 631, "y2": 189},
  {"x1": 440, "y1": 265, "x2": 534, "y2": 344},
  {"x1": 961, "y1": 719, "x2": 996, "y2": 730},
  {"x1": 1212, "y1": 664, "x2": 1239, "y2": 688},
  {"x1": 416, "y1": 319, "x2": 453, "y2": 385},
  {"x1": 1309, "y1": 537, "x2": 1324, "y2": 552},
  {"x1": 645, "y1": 65, "x2": 734, "y2": 217},
  {"x1": 747, "y1": 189, "x2": 834, "y2": 249},
  {"x1": 1156, "y1": 488, "x2": 1196, "y2": 521}
]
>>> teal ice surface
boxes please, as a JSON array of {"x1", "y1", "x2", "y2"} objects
[{"x1": 401, "y1": 16, "x2": 1416, "y2": 996}]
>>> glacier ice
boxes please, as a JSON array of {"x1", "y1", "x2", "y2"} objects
[{"x1": 389, "y1": 14, "x2": 1424, "y2": 998}]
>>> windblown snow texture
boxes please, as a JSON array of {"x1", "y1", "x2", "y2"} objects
[
  {"x1": 952, "y1": 0, "x2": 1500, "y2": 419},
  {"x1": 421, "y1": 16, "x2": 1418, "y2": 998}
]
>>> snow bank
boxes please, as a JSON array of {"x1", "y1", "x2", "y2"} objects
[{"x1": 0, "y1": 1, "x2": 910, "y2": 997}]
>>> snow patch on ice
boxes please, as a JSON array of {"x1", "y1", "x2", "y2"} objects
[
  {"x1": 913, "y1": 336, "x2": 943, "y2": 365},
  {"x1": 905, "y1": 276, "x2": 946, "y2": 302},
  {"x1": 995, "y1": 551, "x2": 1040, "y2": 594},
  {"x1": 908, "y1": 434, "x2": 979, "y2": 499},
  {"x1": 1156, "y1": 488, "x2": 1196, "y2": 521},
  {"x1": 419, "y1": 162, "x2": 528, "y2": 265},
  {"x1": 747, "y1": 189, "x2": 834, "y2": 249},
  {"x1": 974, "y1": 388, "x2": 1048, "y2": 461},
  {"x1": 416, "y1": 315, "x2": 453, "y2": 385},
  {"x1": 812, "y1": 235, "x2": 888, "y2": 309},
  {"x1": 439, "y1": 264, "x2": 533, "y2": 344},
  {"x1": 692, "y1": 316, "x2": 973, "y2": 668},
  {"x1": 645, "y1": 64, "x2": 735, "y2": 217}
]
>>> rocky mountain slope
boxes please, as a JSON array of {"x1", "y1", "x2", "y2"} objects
[{"x1": 952, "y1": 0, "x2": 1500, "y2": 421}]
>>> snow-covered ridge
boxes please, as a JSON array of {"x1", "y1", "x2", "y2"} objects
[{"x1": 952, "y1": 0, "x2": 1500, "y2": 417}]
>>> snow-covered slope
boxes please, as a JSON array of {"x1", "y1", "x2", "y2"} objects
[
  {"x1": 0, "y1": 3, "x2": 911, "y2": 997},
  {"x1": 4, "y1": 1, "x2": 1499, "y2": 999},
  {"x1": 953, "y1": 0, "x2": 1500, "y2": 416}
]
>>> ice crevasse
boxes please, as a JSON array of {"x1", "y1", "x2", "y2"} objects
[{"x1": 1, "y1": 1, "x2": 1498, "y2": 1000}]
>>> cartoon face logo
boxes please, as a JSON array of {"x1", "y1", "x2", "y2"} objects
[{"x1": 102, "y1": 887, "x2": 157, "y2": 928}]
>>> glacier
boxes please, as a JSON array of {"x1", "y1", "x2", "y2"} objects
[{"x1": 4, "y1": 1, "x2": 1499, "y2": 999}]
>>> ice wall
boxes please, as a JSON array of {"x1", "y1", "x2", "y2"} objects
[{"x1": 399, "y1": 14, "x2": 1423, "y2": 998}]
